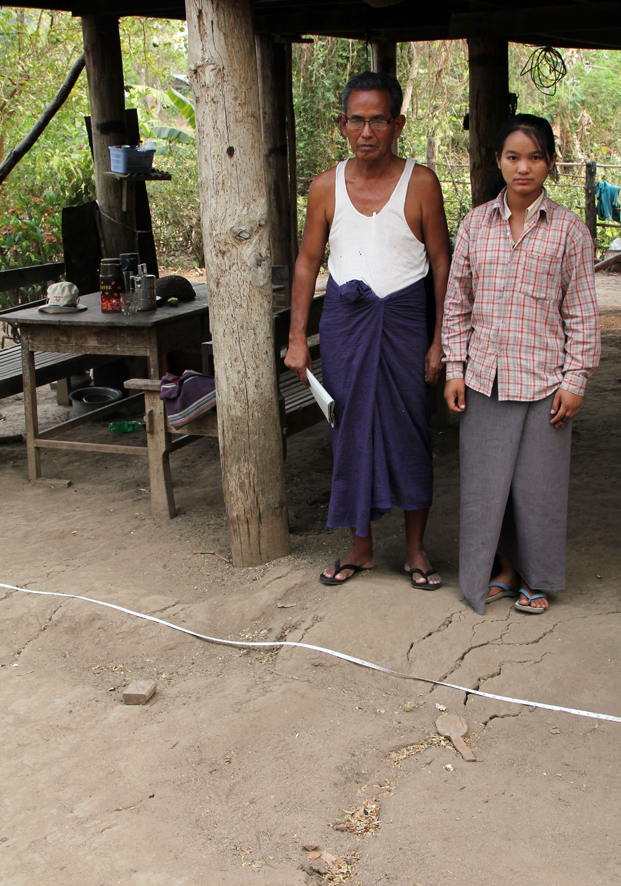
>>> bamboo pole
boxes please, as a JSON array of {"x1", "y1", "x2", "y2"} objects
[
  {"x1": 0, "y1": 54, "x2": 85, "y2": 185},
  {"x1": 584, "y1": 160, "x2": 597, "y2": 243},
  {"x1": 186, "y1": 0, "x2": 290, "y2": 567}
]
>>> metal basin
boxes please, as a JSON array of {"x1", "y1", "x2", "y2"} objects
[{"x1": 69, "y1": 386, "x2": 122, "y2": 418}]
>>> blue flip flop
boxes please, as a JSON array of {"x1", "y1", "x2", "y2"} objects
[
  {"x1": 486, "y1": 582, "x2": 517, "y2": 604},
  {"x1": 514, "y1": 588, "x2": 548, "y2": 614}
]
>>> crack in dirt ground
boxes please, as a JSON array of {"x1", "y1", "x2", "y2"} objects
[
  {"x1": 12, "y1": 602, "x2": 62, "y2": 663},
  {"x1": 1, "y1": 320, "x2": 620, "y2": 886}
]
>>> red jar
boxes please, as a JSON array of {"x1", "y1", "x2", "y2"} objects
[{"x1": 100, "y1": 259, "x2": 123, "y2": 312}]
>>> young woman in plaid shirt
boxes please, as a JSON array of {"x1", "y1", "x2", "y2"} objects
[{"x1": 442, "y1": 115, "x2": 601, "y2": 615}]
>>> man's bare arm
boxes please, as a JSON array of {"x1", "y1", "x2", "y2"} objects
[
  {"x1": 285, "y1": 171, "x2": 332, "y2": 385},
  {"x1": 416, "y1": 168, "x2": 451, "y2": 385}
]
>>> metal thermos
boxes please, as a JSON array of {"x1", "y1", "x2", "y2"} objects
[
  {"x1": 100, "y1": 258, "x2": 123, "y2": 312},
  {"x1": 135, "y1": 273, "x2": 156, "y2": 311},
  {"x1": 120, "y1": 253, "x2": 140, "y2": 293}
]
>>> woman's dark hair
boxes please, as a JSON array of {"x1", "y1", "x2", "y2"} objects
[
  {"x1": 495, "y1": 114, "x2": 556, "y2": 164},
  {"x1": 342, "y1": 71, "x2": 403, "y2": 119}
]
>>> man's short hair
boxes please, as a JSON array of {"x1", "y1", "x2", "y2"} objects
[{"x1": 342, "y1": 71, "x2": 403, "y2": 119}]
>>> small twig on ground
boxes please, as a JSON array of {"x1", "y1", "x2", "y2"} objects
[
  {"x1": 193, "y1": 550, "x2": 232, "y2": 563},
  {"x1": 266, "y1": 669, "x2": 303, "y2": 680}
]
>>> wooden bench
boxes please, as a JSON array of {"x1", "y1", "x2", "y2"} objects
[
  {"x1": 0, "y1": 263, "x2": 120, "y2": 413},
  {"x1": 125, "y1": 293, "x2": 326, "y2": 520},
  {"x1": 0, "y1": 299, "x2": 115, "y2": 412}
]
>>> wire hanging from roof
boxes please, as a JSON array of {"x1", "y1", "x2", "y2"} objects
[{"x1": 520, "y1": 46, "x2": 567, "y2": 96}]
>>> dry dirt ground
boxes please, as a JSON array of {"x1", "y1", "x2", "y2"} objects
[{"x1": 1, "y1": 277, "x2": 620, "y2": 886}]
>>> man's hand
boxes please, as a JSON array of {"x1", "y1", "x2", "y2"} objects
[
  {"x1": 444, "y1": 378, "x2": 466, "y2": 412},
  {"x1": 550, "y1": 388, "x2": 582, "y2": 428},
  {"x1": 425, "y1": 341, "x2": 444, "y2": 386},
  {"x1": 284, "y1": 337, "x2": 313, "y2": 387}
]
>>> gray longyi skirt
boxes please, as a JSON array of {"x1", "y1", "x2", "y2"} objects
[{"x1": 459, "y1": 383, "x2": 572, "y2": 614}]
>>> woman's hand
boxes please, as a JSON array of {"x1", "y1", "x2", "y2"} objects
[
  {"x1": 425, "y1": 341, "x2": 445, "y2": 386},
  {"x1": 444, "y1": 378, "x2": 466, "y2": 412},
  {"x1": 550, "y1": 388, "x2": 582, "y2": 428}
]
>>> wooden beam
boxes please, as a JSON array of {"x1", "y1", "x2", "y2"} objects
[
  {"x1": 253, "y1": 2, "x2": 621, "y2": 50},
  {"x1": 595, "y1": 250, "x2": 621, "y2": 272},
  {"x1": 186, "y1": 0, "x2": 290, "y2": 566},
  {"x1": 0, "y1": 262, "x2": 64, "y2": 293},
  {"x1": 256, "y1": 34, "x2": 293, "y2": 268},
  {"x1": 468, "y1": 36, "x2": 508, "y2": 207},
  {"x1": 448, "y1": 3, "x2": 621, "y2": 39},
  {"x1": 81, "y1": 15, "x2": 138, "y2": 258}
]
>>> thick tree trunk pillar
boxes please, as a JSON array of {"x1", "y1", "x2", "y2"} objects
[
  {"x1": 81, "y1": 16, "x2": 137, "y2": 257},
  {"x1": 468, "y1": 37, "x2": 509, "y2": 207},
  {"x1": 186, "y1": 0, "x2": 290, "y2": 567},
  {"x1": 371, "y1": 40, "x2": 399, "y2": 156},
  {"x1": 255, "y1": 34, "x2": 293, "y2": 269},
  {"x1": 284, "y1": 41, "x2": 299, "y2": 262}
]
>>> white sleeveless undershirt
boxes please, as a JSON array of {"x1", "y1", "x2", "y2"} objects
[{"x1": 327, "y1": 158, "x2": 429, "y2": 298}]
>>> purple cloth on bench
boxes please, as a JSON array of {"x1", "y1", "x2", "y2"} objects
[
  {"x1": 159, "y1": 370, "x2": 216, "y2": 429},
  {"x1": 319, "y1": 275, "x2": 432, "y2": 535}
]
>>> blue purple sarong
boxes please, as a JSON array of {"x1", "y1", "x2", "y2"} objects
[{"x1": 319, "y1": 275, "x2": 432, "y2": 536}]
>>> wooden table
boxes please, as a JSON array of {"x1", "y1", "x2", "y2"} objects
[{"x1": 2, "y1": 290, "x2": 210, "y2": 480}]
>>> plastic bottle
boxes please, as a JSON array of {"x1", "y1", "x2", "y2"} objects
[{"x1": 108, "y1": 420, "x2": 145, "y2": 434}]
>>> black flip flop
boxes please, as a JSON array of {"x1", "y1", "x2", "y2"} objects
[
  {"x1": 319, "y1": 559, "x2": 369, "y2": 585},
  {"x1": 407, "y1": 567, "x2": 442, "y2": 590}
]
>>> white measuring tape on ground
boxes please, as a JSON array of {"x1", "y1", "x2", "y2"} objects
[{"x1": 2, "y1": 581, "x2": 620, "y2": 723}]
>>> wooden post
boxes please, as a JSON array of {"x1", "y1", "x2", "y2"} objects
[
  {"x1": 585, "y1": 160, "x2": 597, "y2": 244},
  {"x1": 468, "y1": 37, "x2": 509, "y2": 207},
  {"x1": 81, "y1": 15, "x2": 137, "y2": 257},
  {"x1": 186, "y1": 0, "x2": 290, "y2": 567},
  {"x1": 22, "y1": 342, "x2": 41, "y2": 480},
  {"x1": 284, "y1": 41, "x2": 299, "y2": 262},
  {"x1": 371, "y1": 41, "x2": 399, "y2": 156},
  {"x1": 371, "y1": 41, "x2": 397, "y2": 77},
  {"x1": 256, "y1": 34, "x2": 293, "y2": 268},
  {"x1": 426, "y1": 137, "x2": 437, "y2": 172}
]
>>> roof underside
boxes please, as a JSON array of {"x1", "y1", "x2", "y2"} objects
[{"x1": 14, "y1": 0, "x2": 621, "y2": 50}]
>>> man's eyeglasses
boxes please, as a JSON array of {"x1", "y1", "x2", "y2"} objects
[{"x1": 343, "y1": 115, "x2": 395, "y2": 132}]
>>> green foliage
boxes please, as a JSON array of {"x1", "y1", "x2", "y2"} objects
[
  {"x1": 166, "y1": 88, "x2": 195, "y2": 129},
  {"x1": 293, "y1": 38, "x2": 371, "y2": 193},
  {"x1": 0, "y1": 9, "x2": 92, "y2": 273},
  {"x1": 2, "y1": 13, "x2": 620, "y2": 273}
]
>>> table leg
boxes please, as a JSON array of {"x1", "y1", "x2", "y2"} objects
[
  {"x1": 21, "y1": 343, "x2": 41, "y2": 480},
  {"x1": 144, "y1": 390, "x2": 176, "y2": 519},
  {"x1": 147, "y1": 329, "x2": 163, "y2": 380}
]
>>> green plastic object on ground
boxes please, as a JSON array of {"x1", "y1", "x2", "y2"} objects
[{"x1": 108, "y1": 421, "x2": 146, "y2": 433}]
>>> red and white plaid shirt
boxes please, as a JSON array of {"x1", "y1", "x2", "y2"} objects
[{"x1": 442, "y1": 190, "x2": 601, "y2": 400}]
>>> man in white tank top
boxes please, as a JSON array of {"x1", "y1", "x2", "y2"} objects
[{"x1": 285, "y1": 72, "x2": 451, "y2": 590}]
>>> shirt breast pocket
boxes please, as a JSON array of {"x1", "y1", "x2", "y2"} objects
[{"x1": 519, "y1": 250, "x2": 561, "y2": 300}]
